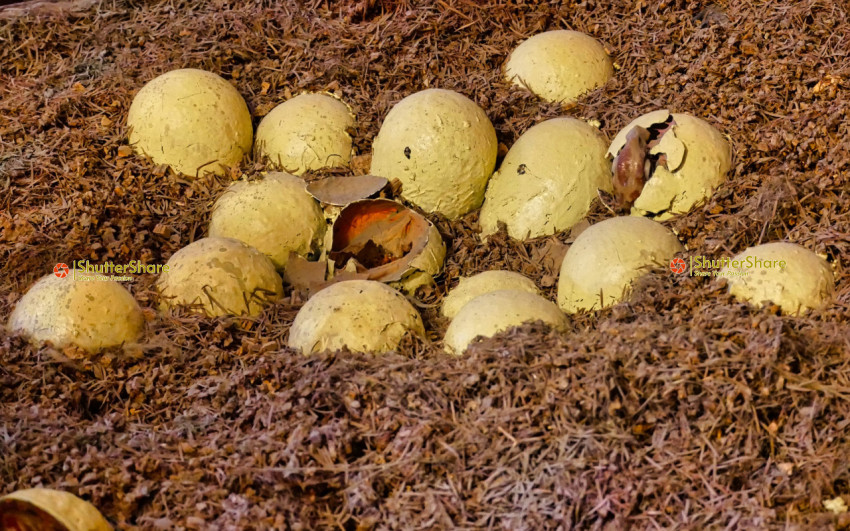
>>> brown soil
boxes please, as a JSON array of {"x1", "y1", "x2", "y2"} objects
[{"x1": 1, "y1": 0, "x2": 849, "y2": 529}]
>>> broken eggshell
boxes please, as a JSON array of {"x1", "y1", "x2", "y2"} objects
[
  {"x1": 208, "y1": 172, "x2": 326, "y2": 269},
  {"x1": 370, "y1": 88, "x2": 498, "y2": 219},
  {"x1": 441, "y1": 270, "x2": 540, "y2": 319},
  {"x1": 443, "y1": 289, "x2": 569, "y2": 356},
  {"x1": 504, "y1": 30, "x2": 614, "y2": 104},
  {"x1": 7, "y1": 270, "x2": 144, "y2": 352},
  {"x1": 288, "y1": 280, "x2": 425, "y2": 355},
  {"x1": 557, "y1": 216, "x2": 684, "y2": 313},
  {"x1": 157, "y1": 237, "x2": 283, "y2": 317},
  {"x1": 721, "y1": 242, "x2": 834, "y2": 314},
  {"x1": 127, "y1": 68, "x2": 253, "y2": 177},
  {"x1": 306, "y1": 174, "x2": 390, "y2": 207},
  {"x1": 255, "y1": 92, "x2": 355, "y2": 175},
  {"x1": 607, "y1": 110, "x2": 732, "y2": 219},
  {"x1": 0, "y1": 488, "x2": 112, "y2": 531},
  {"x1": 328, "y1": 199, "x2": 445, "y2": 294},
  {"x1": 305, "y1": 174, "x2": 392, "y2": 263},
  {"x1": 479, "y1": 117, "x2": 612, "y2": 239}
]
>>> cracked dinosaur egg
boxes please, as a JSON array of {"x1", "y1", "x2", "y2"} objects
[
  {"x1": 255, "y1": 93, "x2": 355, "y2": 175},
  {"x1": 288, "y1": 280, "x2": 425, "y2": 355},
  {"x1": 328, "y1": 199, "x2": 445, "y2": 294},
  {"x1": 720, "y1": 242, "x2": 834, "y2": 314},
  {"x1": 607, "y1": 110, "x2": 732, "y2": 219},
  {"x1": 157, "y1": 237, "x2": 283, "y2": 317},
  {"x1": 557, "y1": 216, "x2": 684, "y2": 313},
  {"x1": 370, "y1": 89, "x2": 498, "y2": 219},
  {"x1": 505, "y1": 30, "x2": 614, "y2": 103},
  {"x1": 7, "y1": 270, "x2": 144, "y2": 352},
  {"x1": 479, "y1": 117, "x2": 612, "y2": 239},
  {"x1": 0, "y1": 488, "x2": 112, "y2": 531},
  {"x1": 441, "y1": 270, "x2": 540, "y2": 319},
  {"x1": 127, "y1": 68, "x2": 253, "y2": 177},
  {"x1": 443, "y1": 289, "x2": 569, "y2": 355},
  {"x1": 208, "y1": 172, "x2": 326, "y2": 269}
]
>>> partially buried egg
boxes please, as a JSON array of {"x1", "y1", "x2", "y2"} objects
[
  {"x1": 504, "y1": 30, "x2": 614, "y2": 103},
  {"x1": 127, "y1": 68, "x2": 253, "y2": 177},
  {"x1": 479, "y1": 117, "x2": 612, "y2": 240},
  {"x1": 255, "y1": 93, "x2": 355, "y2": 175},
  {"x1": 288, "y1": 280, "x2": 425, "y2": 355},
  {"x1": 443, "y1": 290, "x2": 569, "y2": 355},
  {"x1": 441, "y1": 270, "x2": 540, "y2": 319},
  {"x1": 7, "y1": 270, "x2": 143, "y2": 352},
  {"x1": 720, "y1": 242, "x2": 834, "y2": 314},
  {"x1": 557, "y1": 216, "x2": 684, "y2": 313},
  {"x1": 607, "y1": 109, "x2": 731, "y2": 219},
  {"x1": 370, "y1": 89, "x2": 498, "y2": 219},
  {"x1": 157, "y1": 237, "x2": 283, "y2": 317},
  {"x1": 0, "y1": 488, "x2": 112, "y2": 531},
  {"x1": 208, "y1": 172, "x2": 326, "y2": 270}
]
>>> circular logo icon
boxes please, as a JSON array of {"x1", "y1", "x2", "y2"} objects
[
  {"x1": 53, "y1": 263, "x2": 69, "y2": 278},
  {"x1": 669, "y1": 257, "x2": 687, "y2": 274}
]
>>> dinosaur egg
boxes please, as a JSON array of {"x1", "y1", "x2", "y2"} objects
[
  {"x1": 208, "y1": 172, "x2": 326, "y2": 269},
  {"x1": 255, "y1": 93, "x2": 355, "y2": 175},
  {"x1": 505, "y1": 30, "x2": 613, "y2": 103},
  {"x1": 441, "y1": 270, "x2": 539, "y2": 319},
  {"x1": 370, "y1": 89, "x2": 498, "y2": 219},
  {"x1": 157, "y1": 237, "x2": 283, "y2": 317},
  {"x1": 607, "y1": 110, "x2": 732, "y2": 219},
  {"x1": 0, "y1": 488, "x2": 112, "y2": 531},
  {"x1": 444, "y1": 290, "x2": 568, "y2": 355},
  {"x1": 7, "y1": 270, "x2": 144, "y2": 352},
  {"x1": 480, "y1": 117, "x2": 612, "y2": 239},
  {"x1": 721, "y1": 242, "x2": 834, "y2": 314},
  {"x1": 127, "y1": 68, "x2": 253, "y2": 177},
  {"x1": 328, "y1": 199, "x2": 445, "y2": 294},
  {"x1": 557, "y1": 216, "x2": 683, "y2": 312},
  {"x1": 288, "y1": 280, "x2": 425, "y2": 355}
]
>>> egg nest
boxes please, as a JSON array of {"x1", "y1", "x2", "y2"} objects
[{"x1": 1, "y1": 0, "x2": 849, "y2": 529}]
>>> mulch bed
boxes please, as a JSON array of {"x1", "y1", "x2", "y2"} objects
[{"x1": 1, "y1": 0, "x2": 849, "y2": 528}]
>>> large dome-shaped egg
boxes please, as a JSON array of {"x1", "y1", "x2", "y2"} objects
[
  {"x1": 480, "y1": 117, "x2": 611, "y2": 239},
  {"x1": 370, "y1": 89, "x2": 498, "y2": 219},
  {"x1": 505, "y1": 30, "x2": 613, "y2": 103},
  {"x1": 127, "y1": 68, "x2": 253, "y2": 177}
]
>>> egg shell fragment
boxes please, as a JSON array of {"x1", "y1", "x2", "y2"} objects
[
  {"x1": 721, "y1": 242, "x2": 834, "y2": 314},
  {"x1": 208, "y1": 172, "x2": 326, "y2": 269},
  {"x1": 288, "y1": 280, "x2": 425, "y2": 355},
  {"x1": 444, "y1": 290, "x2": 568, "y2": 355},
  {"x1": 480, "y1": 117, "x2": 612, "y2": 240},
  {"x1": 7, "y1": 271, "x2": 144, "y2": 352},
  {"x1": 441, "y1": 270, "x2": 540, "y2": 319},
  {"x1": 127, "y1": 68, "x2": 253, "y2": 177},
  {"x1": 255, "y1": 93, "x2": 355, "y2": 175},
  {"x1": 390, "y1": 223, "x2": 447, "y2": 294},
  {"x1": 505, "y1": 30, "x2": 614, "y2": 103},
  {"x1": 370, "y1": 89, "x2": 498, "y2": 219},
  {"x1": 328, "y1": 199, "x2": 446, "y2": 294},
  {"x1": 557, "y1": 216, "x2": 684, "y2": 313},
  {"x1": 157, "y1": 237, "x2": 283, "y2": 317},
  {"x1": 608, "y1": 110, "x2": 732, "y2": 220},
  {"x1": 0, "y1": 488, "x2": 112, "y2": 531}
]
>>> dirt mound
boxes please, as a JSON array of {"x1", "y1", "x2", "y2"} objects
[{"x1": 1, "y1": 0, "x2": 849, "y2": 528}]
